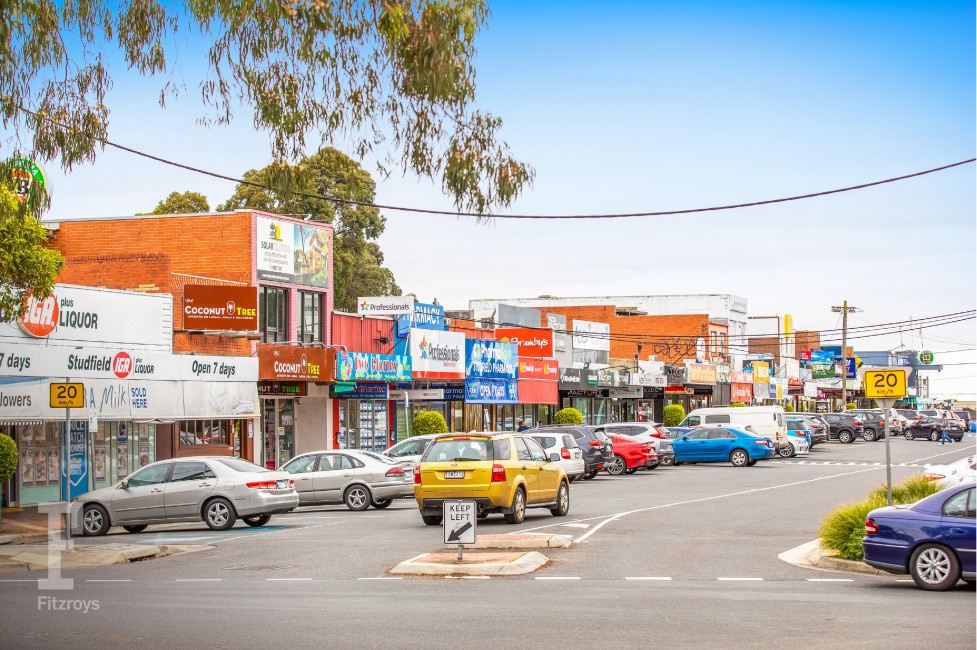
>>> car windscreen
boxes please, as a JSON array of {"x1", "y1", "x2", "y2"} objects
[
  {"x1": 787, "y1": 421, "x2": 806, "y2": 430},
  {"x1": 532, "y1": 436, "x2": 557, "y2": 449},
  {"x1": 591, "y1": 430, "x2": 611, "y2": 444},
  {"x1": 423, "y1": 438, "x2": 493, "y2": 462},
  {"x1": 212, "y1": 458, "x2": 267, "y2": 473}
]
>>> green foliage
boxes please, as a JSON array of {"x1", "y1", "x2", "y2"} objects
[
  {"x1": 662, "y1": 404, "x2": 686, "y2": 427},
  {"x1": 820, "y1": 476, "x2": 944, "y2": 561},
  {"x1": 5, "y1": 1, "x2": 531, "y2": 215},
  {"x1": 143, "y1": 191, "x2": 210, "y2": 215},
  {"x1": 785, "y1": 403, "x2": 795, "y2": 412},
  {"x1": 730, "y1": 402, "x2": 747, "y2": 408},
  {"x1": 217, "y1": 148, "x2": 400, "y2": 311},
  {"x1": 554, "y1": 408, "x2": 583, "y2": 425},
  {"x1": 413, "y1": 411, "x2": 448, "y2": 436},
  {"x1": 846, "y1": 402, "x2": 858, "y2": 410},
  {"x1": 0, "y1": 183, "x2": 64, "y2": 322}
]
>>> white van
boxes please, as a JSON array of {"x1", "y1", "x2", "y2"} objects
[{"x1": 679, "y1": 406, "x2": 788, "y2": 446}]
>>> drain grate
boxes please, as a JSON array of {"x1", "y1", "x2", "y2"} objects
[{"x1": 223, "y1": 565, "x2": 295, "y2": 571}]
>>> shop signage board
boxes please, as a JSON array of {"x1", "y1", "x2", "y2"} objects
[
  {"x1": 572, "y1": 320, "x2": 610, "y2": 351},
  {"x1": 257, "y1": 381, "x2": 308, "y2": 397},
  {"x1": 731, "y1": 383, "x2": 753, "y2": 402},
  {"x1": 634, "y1": 371, "x2": 666, "y2": 387},
  {"x1": 803, "y1": 382, "x2": 818, "y2": 398},
  {"x1": 2, "y1": 285, "x2": 172, "y2": 351},
  {"x1": 686, "y1": 363, "x2": 717, "y2": 385},
  {"x1": 730, "y1": 371, "x2": 753, "y2": 384},
  {"x1": 546, "y1": 313, "x2": 569, "y2": 353},
  {"x1": 410, "y1": 329, "x2": 465, "y2": 380},
  {"x1": 466, "y1": 339, "x2": 518, "y2": 380},
  {"x1": 10, "y1": 157, "x2": 47, "y2": 206},
  {"x1": 664, "y1": 365, "x2": 687, "y2": 385},
  {"x1": 716, "y1": 364, "x2": 732, "y2": 384},
  {"x1": 563, "y1": 389, "x2": 610, "y2": 398},
  {"x1": 358, "y1": 296, "x2": 414, "y2": 316},
  {"x1": 558, "y1": 367, "x2": 588, "y2": 390},
  {"x1": 258, "y1": 345, "x2": 333, "y2": 381},
  {"x1": 255, "y1": 216, "x2": 330, "y2": 288},
  {"x1": 336, "y1": 351, "x2": 411, "y2": 383},
  {"x1": 465, "y1": 377, "x2": 518, "y2": 404},
  {"x1": 397, "y1": 302, "x2": 446, "y2": 336},
  {"x1": 664, "y1": 386, "x2": 694, "y2": 395},
  {"x1": 61, "y1": 420, "x2": 89, "y2": 500},
  {"x1": 517, "y1": 357, "x2": 559, "y2": 381},
  {"x1": 753, "y1": 382, "x2": 770, "y2": 399},
  {"x1": 329, "y1": 382, "x2": 389, "y2": 400},
  {"x1": 609, "y1": 387, "x2": 642, "y2": 399},
  {"x1": 388, "y1": 389, "x2": 445, "y2": 401},
  {"x1": 183, "y1": 285, "x2": 258, "y2": 331},
  {"x1": 751, "y1": 361, "x2": 770, "y2": 383},
  {"x1": 495, "y1": 328, "x2": 554, "y2": 358}
]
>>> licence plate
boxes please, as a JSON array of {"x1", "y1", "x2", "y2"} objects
[
  {"x1": 276, "y1": 480, "x2": 289, "y2": 489},
  {"x1": 444, "y1": 471, "x2": 465, "y2": 479}
]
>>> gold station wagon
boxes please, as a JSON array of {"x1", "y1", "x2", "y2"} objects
[{"x1": 413, "y1": 432, "x2": 570, "y2": 525}]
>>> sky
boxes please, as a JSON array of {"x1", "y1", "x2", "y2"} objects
[{"x1": 22, "y1": 1, "x2": 977, "y2": 400}]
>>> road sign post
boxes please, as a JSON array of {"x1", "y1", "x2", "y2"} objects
[
  {"x1": 864, "y1": 369, "x2": 908, "y2": 507},
  {"x1": 443, "y1": 500, "x2": 477, "y2": 561},
  {"x1": 51, "y1": 379, "x2": 86, "y2": 546}
]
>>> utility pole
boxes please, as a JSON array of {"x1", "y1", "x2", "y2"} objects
[{"x1": 831, "y1": 301, "x2": 860, "y2": 410}]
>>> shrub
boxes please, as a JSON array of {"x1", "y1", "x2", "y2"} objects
[
  {"x1": 662, "y1": 404, "x2": 685, "y2": 427},
  {"x1": 0, "y1": 434, "x2": 16, "y2": 525},
  {"x1": 730, "y1": 402, "x2": 747, "y2": 407},
  {"x1": 554, "y1": 407, "x2": 583, "y2": 425},
  {"x1": 784, "y1": 403, "x2": 795, "y2": 412},
  {"x1": 412, "y1": 411, "x2": 448, "y2": 436},
  {"x1": 846, "y1": 402, "x2": 857, "y2": 410},
  {"x1": 868, "y1": 475, "x2": 941, "y2": 504}
]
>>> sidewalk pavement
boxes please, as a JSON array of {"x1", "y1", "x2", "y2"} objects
[
  {"x1": 779, "y1": 538, "x2": 887, "y2": 576},
  {"x1": 0, "y1": 505, "x2": 64, "y2": 545}
]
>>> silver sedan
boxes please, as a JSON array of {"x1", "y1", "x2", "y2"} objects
[
  {"x1": 280, "y1": 449, "x2": 414, "y2": 511},
  {"x1": 74, "y1": 456, "x2": 299, "y2": 536}
]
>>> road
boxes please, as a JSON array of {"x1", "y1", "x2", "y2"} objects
[{"x1": 1, "y1": 436, "x2": 974, "y2": 649}]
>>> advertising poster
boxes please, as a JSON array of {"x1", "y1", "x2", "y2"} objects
[
  {"x1": 21, "y1": 425, "x2": 32, "y2": 445},
  {"x1": 47, "y1": 449, "x2": 59, "y2": 482},
  {"x1": 139, "y1": 444, "x2": 151, "y2": 468},
  {"x1": 94, "y1": 447, "x2": 106, "y2": 480},
  {"x1": 34, "y1": 450, "x2": 47, "y2": 485},
  {"x1": 62, "y1": 421, "x2": 90, "y2": 499},
  {"x1": 256, "y1": 216, "x2": 329, "y2": 287},
  {"x1": 34, "y1": 424, "x2": 45, "y2": 445},
  {"x1": 20, "y1": 450, "x2": 33, "y2": 485},
  {"x1": 117, "y1": 444, "x2": 129, "y2": 478}
]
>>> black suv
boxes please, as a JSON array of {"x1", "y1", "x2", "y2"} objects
[
  {"x1": 528, "y1": 425, "x2": 613, "y2": 480},
  {"x1": 803, "y1": 412, "x2": 864, "y2": 443},
  {"x1": 847, "y1": 410, "x2": 889, "y2": 442}
]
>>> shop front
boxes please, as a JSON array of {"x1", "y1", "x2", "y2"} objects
[
  {"x1": 396, "y1": 328, "x2": 466, "y2": 436},
  {"x1": 558, "y1": 367, "x2": 606, "y2": 424},
  {"x1": 664, "y1": 364, "x2": 693, "y2": 411},
  {"x1": 331, "y1": 351, "x2": 412, "y2": 452},
  {"x1": 730, "y1": 371, "x2": 754, "y2": 405},
  {"x1": 632, "y1": 361, "x2": 667, "y2": 422},
  {"x1": 514, "y1": 356, "x2": 559, "y2": 429},
  {"x1": 464, "y1": 338, "x2": 519, "y2": 431}
]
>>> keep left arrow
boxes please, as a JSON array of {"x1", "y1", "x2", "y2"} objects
[{"x1": 447, "y1": 521, "x2": 473, "y2": 543}]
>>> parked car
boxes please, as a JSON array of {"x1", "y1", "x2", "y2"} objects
[
  {"x1": 791, "y1": 415, "x2": 828, "y2": 445},
  {"x1": 281, "y1": 450, "x2": 414, "y2": 510},
  {"x1": 923, "y1": 456, "x2": 977, "y2": 488},
  {"x1": 813, "y1": 412, "x2": 864, "y2": 443},
  {"x1": 413, "y1": 432, "x2": 570, "y2": 525},
  {"x1": 594, "y1": 422, "x2": 668, "y2": 452},
  {"x1": 904, "y1": 415, "x2": 965, "y2": 442},
  {"x1": 75, "y1": 457, "x2": 299, "y2": 536},
  {"x1": 952, "y1": 410, "x2": 973, "y2": 431},
  {"x1": 679, "y1": 406, "x2": 787, "y2": 449},
  {"x1": 530, "y1": 425, "x2": 613, "y2": 480},
  {"x1": 383, "y1": 433, "x2": 439, "y2": 468},
  {"x1": 671, "y1": 426, "x2": 776, "y2": 467},
  {"x1": 604, "y1": 433, "x2": 658, "y2": 475},
  {"x1": 780, "y1": 430, "x2": 811, "y2": 458},
  {"x1": 862, "y1": 482, "x2": 976, "y2": 590},
  {"x1": 848, "y1": 410, "x2": 888, "y2": 442},
  {"x1": 530, "y1": 432, "x2": 586, "y2": 481}
]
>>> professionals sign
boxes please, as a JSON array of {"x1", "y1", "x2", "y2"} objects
[
  {"x1": 410, "y1": 329, "x2": 465, "y2": 380},
  {"x1": 336, "y1": 352, "x2": 412, "y2": 383},
  {"x1": 864, "y1": 370, "x2": 907, "y2": 399},
  {"x1": 182, "y1": 285, "x2": 258, "y2": 331},
  {"x1": 465, "y1": 339, "x2": 518, "y2": 380},
  {"x1": 358, "y1": 296, "x2": 414, "y2": 316},
  {"x1": 751, "y1": 361, "x2": 771, "y2": 383},
  {"x1": 465, "y1": 377, "x2": 518, "y2": 404},
  {"x1": 495, "y1": 327, "x2": 554, "y2": 358}
]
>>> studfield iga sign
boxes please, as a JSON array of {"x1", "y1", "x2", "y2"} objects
[{"x1": 183, "y1": 285, "x2": 258, "y2": 331}]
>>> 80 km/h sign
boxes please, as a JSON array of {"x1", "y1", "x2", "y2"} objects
[{"x1": 864, "y1": 370, "x2": 907, "y2": 399}]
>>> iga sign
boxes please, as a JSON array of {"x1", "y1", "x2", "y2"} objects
[
  {"x1": 183, "y1": 285, "x2": 258, "y2": 331},
  {"x1": 256, "y1": 216, "x2": 330, "y2": 288},
  {"x1": 495, "y1": 327, "x2": 554, "y2": 357},
  {"x1": 257, "y1": 345, "x2": 333, "y2": 381},
  {"x1": 358, "y1": 296, "x2": 414, "y2": 316},
  {"x1": 410, "y1": 329, "x2": 465, "y2": 380}
]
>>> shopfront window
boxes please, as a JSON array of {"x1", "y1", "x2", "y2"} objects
[
  {"x1": 259, "y1": 286, "x2": 288, "y2": 343},
  {"x1": 298, "y1": 291, "x2": 324, "y2": 344},
  {"x1": 12, "y1": 423, "x2": 61, "y2": 505},
  {"x1": 572, "y1": 398, "x2": 591, "y2": 424},
  {"x1": 338, "y1": 400, "x2": 390, "y2": 453}
]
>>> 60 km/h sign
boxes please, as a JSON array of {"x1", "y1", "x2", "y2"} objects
[
  {"x1": 50, "y1": 382, "x2": 85, "y2": 408},
  {"x1": 864, "y1": 370, "x2": 907, "y2": 399}
]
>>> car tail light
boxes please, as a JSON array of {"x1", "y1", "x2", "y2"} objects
[
  {"x1": 246, "y1": 480, "x2": 278, "y2": 489},
  {"x1": 865, "y1": 519, "x2": 879, "y2": 535},
  {"x1": 852, "y1": 420, "x2": 863, "y2": 426},
  {"x1": 589, "y1": 440, "x2": 603, "y2": 448},
  {"x1": 289, "y1": 479, "x2": 295, "y2": 488},
  {"x1": 491, "y1": 464, "x2": 506, "y2": 483},
  {"x1": 560, "y1": 447, "x2": 571, "y2": 460},
  {"x1": 414, "y1": 469, "x2": 421, "y2": 485},
  {"x1": 755, "y1": 439, "x2": 769, "y2": 447},
  {"x1": 385, "y1": 467, "x2": 405, "y2": 478}
]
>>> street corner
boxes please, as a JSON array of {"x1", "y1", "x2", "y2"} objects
[
  {"x1": 0, "y1": 541, "x2": 212, "y2": 573},
  {"x1": 390, "y1": 551, "x2": 550, "y2": 577},
  {"x1": 778, "y1": 538, "x2": 887, "y2": 577}
]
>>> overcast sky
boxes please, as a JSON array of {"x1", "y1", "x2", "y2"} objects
[{"x1": 32, "y1": 1, "x2": 976, "y2": 400}]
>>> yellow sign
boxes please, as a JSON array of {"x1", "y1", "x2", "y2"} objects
[
  {"x1": 50, "y1": 382, "x2": 85, "y2": 408},
  {"x1": 864, "y1": 370, "x2": 907, "y2": 399}
]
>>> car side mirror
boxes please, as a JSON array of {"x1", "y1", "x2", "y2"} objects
[
  {"x1": 119, "y1": 478, "x2": 129, "y2": 489},
  {"x1": 549, "y1": 453, "x2": 560, "y2": 462}
]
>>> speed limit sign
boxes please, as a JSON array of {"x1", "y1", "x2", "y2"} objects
[{"x1": 864, "y1": 370, "x2": 907, "y2": 399}]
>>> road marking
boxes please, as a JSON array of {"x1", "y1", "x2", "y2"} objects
[
  {"x1": 265, "y1": 578, "x2": 312, "y2": 581},
  {"x1": 209, "y1": 521, "x2": 341, "y2": 545},
  {"x1": 535, "y1": 576, "x2": 580, "y2": 580},
  {"x1": 561, "y1": 523, "x2": 590, "y2": 528},
  {"x1": 175, "y1": 578, "x2": 222, "y2": 582},
  {"x1": 625, "y1": 576, "x2": 672, "y2": 581},
  {"x1": 806, "y1": 578, "x2": 854, "y2": 582},
  {"x1": 717, "y1": 577, "x2": 764, "y2": 581},
  {"x1": 85, "y1": 579, "x2": 132, "y2": 583},
  {"x1": 0, "y1": 579, "x2": 37, "y2": 582},
  {"x1": 357, "y1": 577, "x2": 403, "y2": 580}
]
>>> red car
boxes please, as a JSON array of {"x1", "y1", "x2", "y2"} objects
[{"x1": 604, "y1": 433, "x2": 657, "y2": 476}]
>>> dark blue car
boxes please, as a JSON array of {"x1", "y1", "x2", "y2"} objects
[
  {"x1": 671, "y1": 426, "x2": 776, "y2": 467},
  {"x1": 862, "y1": 482, "x2": 976, "y2": 590}
]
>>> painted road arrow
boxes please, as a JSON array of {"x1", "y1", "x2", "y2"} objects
[{"x1": 447, "y1": 522, "x2": 473, "y2": 543}]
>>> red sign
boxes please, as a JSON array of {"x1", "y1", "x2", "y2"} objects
[
  {"x1": 19, "y1": 293, "x2": 59, "y2": 337},
  {"x1": 258, "y1": 345, "x2": 334, "y2": 381},
  {"x1": 112, "y1": 351, "x2": 132, "y2": 378},
  {"x1": 517, "y1": 357, "x2": 559, "y2": 381},
  {"x1": 183, "y1": 285, "x2": 259, "y2": 331},
  {"x1": 665, "y1": 386, "x2": 694, "y2": 395},
  {"x1": 799, "y1": 350, "x2": 812, "y2": 361},
  {"x1": 731, "y1": 383, "x2": 753, "y2": 402},
  {"x1": 495, "y1": 328, "x2": 554, "y2": 357}
]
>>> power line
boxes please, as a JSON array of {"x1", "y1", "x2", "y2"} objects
[{"x1": 18, "y1": 105, "x2": 977, "y2": 220}]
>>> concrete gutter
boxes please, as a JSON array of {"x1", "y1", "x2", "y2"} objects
[
  {"x1": 779, "y1": 538, "x2": 887, "y2": 576},
  {"x1": 0, "y1": 542, "x2": 210, "y2": 573}
]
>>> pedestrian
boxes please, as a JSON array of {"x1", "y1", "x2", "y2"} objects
[
  {"x1": 517, "y1": 420, "x2": 529, "y2": 432},
  {"x1": 939, "y1": 421, "x2": 953, "y2": 445}
]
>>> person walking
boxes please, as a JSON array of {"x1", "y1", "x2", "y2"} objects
[
  {"x1": 939, "y1": 419, "x2": 953, "y2": 445},
  {"x1": 517, "y1": 420, "x2": 529, "y2": 432}
]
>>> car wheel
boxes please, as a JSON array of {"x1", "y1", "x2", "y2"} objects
[
  {"x1": 82, "y1": 504, "x2": 110, "y2": 536},
  {"x1": 122, "y1": 525, "x2": 147, "y2": 533},
  {"x1": 660, "y1": 456, "x2": 674, "y2": 467},
  {"x1": 624, "y1": 468, "x2": 637, "y2": 474},
  {"x1": 372, "y1": 499, "x2": 392, "y2": 509},
  {"x1": 747, "y1": 459, "x2": 758, "y2": 466},
  {"x1": 344, "y1": 485, "x2": 372, "y2": 511},
  {"x1": 204, "y1": 497, "x2": 237, "y2": 531},
  {"x1": 729, "y1": 449, "x2": 750, "y2": 467},
  {"x1": 910, "y1": 543, "x2": 960, "y2": 591},
  {"x1": 838, "y1": 430, "x2": 854, "y2": 444},
  {"x1": 904, "y1": 431, "x2": 914, "y2": 440},
  {"x1": 242, "y1": 514, "x2": 271, "y2": 528},
  {"x1": 582, "y1": 470, "x2": 597, "y2": 480},
  {"x1": 929, "y1": 431, "x2": 940, "y2": 442},
  {"x1": 863, "y1": 429, "x2": 877, "y2": 442},
  {"x1": 778, "y1": 443, "x2": 794, "y2": 458},
  {"x1": 550, "y1": 481, "x2": 570, "y2": 517},
  {"x1": 421, "y1": 514, "x2": 443, "y2": 526},
  {"x1": 605, "y1": 455, "x2": 627, "y2": 476},
  {"x1": 504, "y1": 488, "x2": 526, "y2": 524}
]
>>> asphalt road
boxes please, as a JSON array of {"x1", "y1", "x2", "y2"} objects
[{"x1": 1, "y1": 435, "x2": 974, "y2": 649}]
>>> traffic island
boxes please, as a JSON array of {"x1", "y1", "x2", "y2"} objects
[
  {"x1": 390, "y1": 551, "x2": 549, "y2": 576},
  {"x1": 442, "y1": 533, "x2": 572, "y2": 550}
]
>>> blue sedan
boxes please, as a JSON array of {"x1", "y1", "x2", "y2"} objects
[
  {"x1": 672, "y1": 426, "x2": 776, "y2": 467},
  {"x1": 863, "y1": 482, "x2": 976, "y2": 590}
]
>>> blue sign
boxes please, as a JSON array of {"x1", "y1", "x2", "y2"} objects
[
  {"x1": 845, "y1": 357, "x2": 856, "y2": 380},
  {"x1": 61, "y1": 421, "x2": 89, "y2": 500},
  {"x1": 465, "y1": 339, "x2": 518, "y2": 379},
  {"x1": 337, "y1": 352, "x2": 411, "y2": 383},
  {"x1": 465, "y1": 378, "x2": 519, "y2": 404},
  {"x1": 808, "y1": 350, "x2": 834, "y2": 364},
  {"x1": 330, "y1": 382, "x2": 390, "y2": 400},
  {"x1": 396, "y1": 303, "x2": 446, "y2": 336}
]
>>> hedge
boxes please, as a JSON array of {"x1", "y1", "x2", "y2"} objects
[
  {"x1": 412, "y1": 411, "x2": 448, "y2": 436},
  {"x1": 554, "y1": 407, "x2": 584, "y2": 425},
  {"x1": 662, "y1": 404, "x2": 685, "y2": 427}
]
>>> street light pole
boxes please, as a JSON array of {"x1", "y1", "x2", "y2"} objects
[{"x1": 831, "y1": 301, "x2": 859, "y2": 410}]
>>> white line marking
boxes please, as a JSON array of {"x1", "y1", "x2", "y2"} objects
[
  {"x1": 0, "y1": 579, "x2": 37, "y2": 582},
  {"x1": 561, "y1": 523, "x2": 590, "y2": 528},
  {"x1": 175, "y1": 578, "x2": 222, "y2": 582},
  {"x1": 357, "y1": 577, "x2": 403, "y2": 580},
  {"x1": 209, "y1": 521, "x2": 341, "y2": 545},
  {"x1": 463, "y1": 576, "x2": 490, "y2": 580},
  {"x1": 625, "y1": 577, "x2": 672, "y2": 581},
  {"x1": 535, "y1": 576, "x2": 581, "y2": 580},
  {"x1": 85, "y1": 579, "x2": 132, "y2": 582},
  {"x1": 265, "y1": 578, "x2": 313, "y2": 581},
  {"x1": 806, "y1": 578, "x2": 854, "y2": 582},
  {"x1": 717, "y1": 577, "x2": 764, "y2": 581}
]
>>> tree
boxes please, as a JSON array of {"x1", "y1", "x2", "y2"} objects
[
  {"x1": 0, "y1": 433, "x2": 17, "y2": 528},
  {"x1": 662, "y1": 404, "x2": 686, "y2": 427},
  {"x1": 0, "y1": 182, "x2": 64, "y2": 322},
  {"x1": 554, "y1": 408, "x2": 584, "y2": 425},
  {"x1": 143, "y1": 191, "x2": 210, "y2": 215},
  {"x1": 218, "y1": 147, "x2": 401, "y2": 311},
  {"x1": 413, "y1": 411, "x2": 448, "y2": 436},
  {"x1": 4, "y1": 1, "x2": 532, "y2": 216}
]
